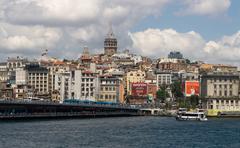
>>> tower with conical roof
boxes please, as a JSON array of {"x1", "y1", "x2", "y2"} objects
[{"x1": 104, "y1": 24, "x2": 117, "y2": 56}]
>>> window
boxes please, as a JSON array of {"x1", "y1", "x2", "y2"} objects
[
  {"x1": 214, "y1": 85, "x2": 217, "y2": 89},
  {"x1": 230, "y1": 91, "x2": 232, "y2": 96},
  {"x1": 219, "y1": 91, "x2": 222, "y2": 96},
  {"x1": 219, "y1": 85, "x2": 222, "y2": 88},
  {"x1": 224, "y1": 91, "x2": 227, "y2": 96},
  {"x1": 224, "y1": 85, "x2": 227, "y2": 89},
  {"x1": 230, "y1": 84, "x2": 232, "y2": 89}
]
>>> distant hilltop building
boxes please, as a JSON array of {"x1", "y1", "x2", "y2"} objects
[
  {"x1": 104, "y1": 25, "x2": 117, "y2": 56},
  {"x1": 168, "y1": 51, "x2": 183, "y2": 59}
]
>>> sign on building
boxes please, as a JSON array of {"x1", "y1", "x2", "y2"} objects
[
  {"x1": 131, "y1": 83, "x2": 147, "y2": 96},
  {"x1": 184, "y1": 81, "x2": 200, "y2": 97}
]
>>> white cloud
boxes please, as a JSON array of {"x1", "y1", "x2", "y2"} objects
[
  {"x1": 129, "y1": 28, "x2": 206, "y2": 59},
  {"x1": 0, "y1": 0, "x2": 171, "y2": 60},
  {"x1": 2, "y1": 0, "x2": 101, "y2": 26},
  {"x1": 177, "y1": 0, "x2": 231, "y2": 16},
  {"x1": 130, "y1": 28, "x2": 240, "y2": 65},
  {"x1": 203, "y1": 31, "x2": 240, "y2": 63},
  {"x1": 0, "y1": 0, "x2": 236, "y2": 66},
  {"x1": 0, "y1": 23, "x2": 62, "y2": 55}
]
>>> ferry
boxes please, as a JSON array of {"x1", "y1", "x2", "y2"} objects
[{"x1": 176, "y1": 108, "x2": 208, "y2": 121}]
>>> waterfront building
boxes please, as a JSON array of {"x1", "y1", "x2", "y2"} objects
[
  {"x1": 147, "y1": 84, "x2": 157, "y2": 101},
  {"x1": 25, "y1": 64, "x2": 50, "y2": 98},
  {"x1": 126, "y1": 70, "x2": 146, "y2": 95},
  {"x1": 14, "y1": 84, "x2": 34, "y2": 99},
  {"x1": 74, "y1": 70, "x2": 98, "y2": 101},
  {"x1": 0, "y1": 82, "x2": 13, "y2": 99},
  {"x1": 97, "y1": 75, "x2": 122, "y2": 103},
  {"x1": 0, "y1": 63, "x2": 8, "y2": 82},
  {"x1": 104, "y1": 25, "x2": 117, "y2": 56},
  {"x1": 16, "y1": 68, "x2": 27, "y2": 85},
  {"x1": 200, "y1": 73, "x2": 240, "y2": 116},
  {"x1": 54, "y1": 71, "x2": 74, "y2": 103}
]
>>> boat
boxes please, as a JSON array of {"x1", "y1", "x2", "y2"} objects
[{"x1": 176, "y1": 108, "x2": 208, "y2": 121}]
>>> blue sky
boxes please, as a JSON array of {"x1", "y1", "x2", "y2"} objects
[{"x1": 133, "y1": 0, "x2": 240, "y2": 40}]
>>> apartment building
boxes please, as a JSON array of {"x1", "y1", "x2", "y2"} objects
[
  {"x1": 97, "y1": 75, "x2": 121, "y2": 103},
  {"x1": 74, "y1": 70, "x2": 98, "y2": 101},
  {"x1": 201, "y1": 73, "x2": 240, "y2": 116},
  {"x1": 126, "y1": 70, "x2": 146, "y2": 95}
]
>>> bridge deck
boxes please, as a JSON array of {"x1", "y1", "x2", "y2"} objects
[{"x1": 0, "y1": 101, "x2": 140, "y2": 119}]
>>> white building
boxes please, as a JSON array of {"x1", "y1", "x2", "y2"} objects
[
  {"x1": 16, "y1": 68, "x2": 27, "y2": 85},
  {"x1": 156, "y1": 72, "x2": 173, "y2": 89},
  {"x1": 0, "y1": 63, "x2": 8, "y2": 82},
  {"x1": 54, "y1": 71, "x2": 74, "y2": 103},
  {"x1": 74, "y1": 70, "x2": 98, "y2": 101}
]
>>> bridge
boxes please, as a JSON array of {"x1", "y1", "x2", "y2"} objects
[{"x1": 0, "y1": 101, "x2": 140, "y2": 119}]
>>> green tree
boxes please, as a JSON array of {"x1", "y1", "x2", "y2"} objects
[
  {"x1": 156, "y1": 85, "x2": 170, "y2": 103},
  {"x1": 171, "y1": 81, "x2": 183, "y2": 99},
  {"x1": 189, "y1": 95, "x2": 199, "y2": 109}
]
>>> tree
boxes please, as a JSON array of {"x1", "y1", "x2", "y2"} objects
[
  {"x1": 171, "y1": 81, "x2": 183, "y2": 99},
  {"x1": 156, "y1": 85, "x2": 170, "y2": 103},
  {"x1": 189, "y1": 95, "x2": 199, "y2": 109},
  {"x1": 186, "y1": 59, "x2": 191, "y2": 64}
]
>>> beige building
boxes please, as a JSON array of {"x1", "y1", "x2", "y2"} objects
[
  {"x1": 97, "y1": 75, "x2": 122, "y2": 103},
  {"x1": 200, "y1": 73, "x2": 240, "y2": 116},
  {"x1": 26, "y1": 64, "x2": 50, "y2": 98},
  {"x1": 126, "y1": 70, "x2": 146, "y2": 95},
  {"x1": 0, "y1": 63, "x2": 8, "y2": 82}
]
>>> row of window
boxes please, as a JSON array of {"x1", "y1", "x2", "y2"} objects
[
  {"x1": 82, "y1": 78, "x2": 94, "y2": 82},
  {"x1": 29, "y1": 77, "x2": 48, "y2": 80},
  {"x1": 29, "y1": 73, "x2": 48, "y2": 76},
  {"x1": 100, "y1": 86, "x2": 116, "y2": 91},
  {"x1": 214, "y1": 90, "x2": 233, "y2": 96},
  {"x1": 214, "y1": 100, "x2": 239, "y2": 104},
  {"x1": 82, "y1": 74, "x2": 94, "y2": 77},
  {"x1": 81, "y1": 88, "x2": 94, "y2": 91},
  {"x1": 99, "y1": 94, "x2": 116, "y2": 100},
  {"x1": 81, "y1": 83, "x2": 94, "y2": 87},
  {"x1": 28, "y1": 81, "x2": 48, "y2": 84},
  {"x1": 210, "y1": 79, "x2": 237, "y2": 83},
  {"x1": 214, "y1": 84, "x2": 232, "y2": 89},
  {"x1": 129, "y1": 73, "x2": 145, "y2": 77},
  {"x1": 81, "y1": 93, "x2": 94, "y2": 97},
  {"x1": 101, "y1": 81, "x2": 116, "y2": 84}
]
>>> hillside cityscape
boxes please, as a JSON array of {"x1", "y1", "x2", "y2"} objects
[{"x1": 0, "y1": 27, "x2": 239, "y2": 117}]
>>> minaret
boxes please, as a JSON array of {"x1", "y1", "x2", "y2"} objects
[{"x1": 104, "y1": 24, "x2": 117, "y2": 56}]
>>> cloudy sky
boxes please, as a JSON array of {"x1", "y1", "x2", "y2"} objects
[{"x1": 0, "y1": 0, "x2": 240, "y2": 65}]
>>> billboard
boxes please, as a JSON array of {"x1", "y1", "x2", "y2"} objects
[
  {"x1": 131, "y1": 83, "x2": 147, "y2": 96},
  {"x1": 185, "y1": 81, "x2": 200, "y2": 97}
]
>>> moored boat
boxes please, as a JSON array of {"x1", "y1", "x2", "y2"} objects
[{"x1": 176, "y1": 108, "x2": 208, "y2": 121}]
